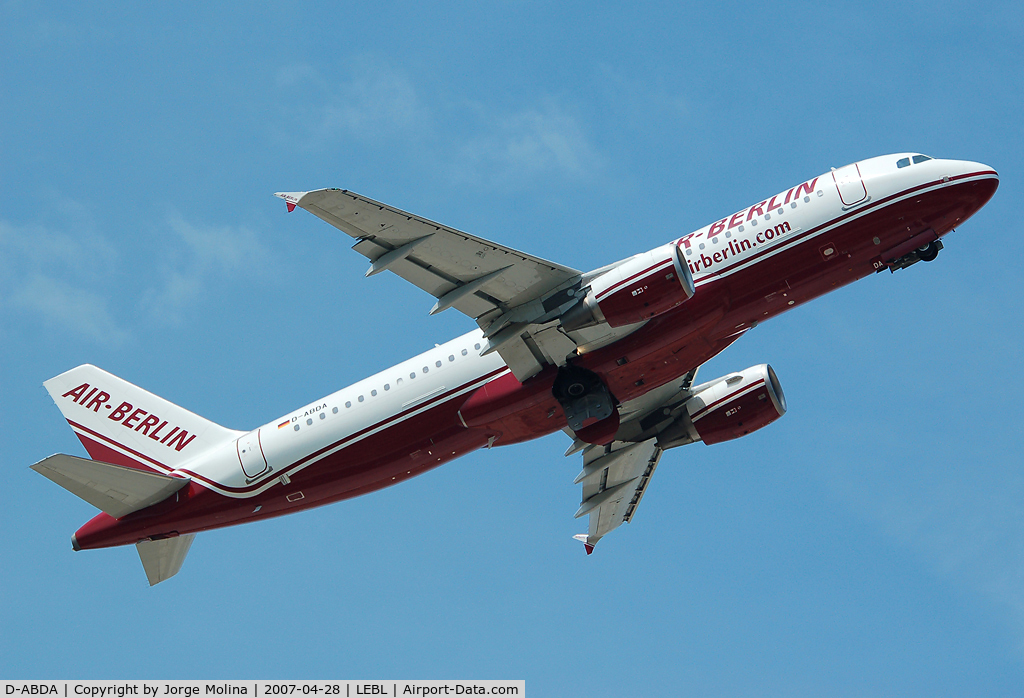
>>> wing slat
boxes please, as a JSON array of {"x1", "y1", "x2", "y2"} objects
[{"x1": 286, "y1": 189, "x2": 581, "y2": 315}]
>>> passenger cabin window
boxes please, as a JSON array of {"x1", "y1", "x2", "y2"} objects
[
  {"x1": 912, "y1": 154, "x2": 933, "y2": 164},
  {"x1": 897, "y1": 157, "x2": 911, "y2": 168}
]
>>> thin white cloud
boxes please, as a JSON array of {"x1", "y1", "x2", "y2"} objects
[
  {"x1": 824, "y1": 459, "x2": 1024, "y2": 634},
  {"x1": 279, "y1": 60, "x2": 430, "y2": 146},
  {"x1": 139, "y1": 213, "x2": 270, "y2": 323},
  {"x1": 0, "y1": 213, "x2": 127, "y2": 344},
  {"x1": 166, "y1": 213, "x2": 267, "y2": 273},
  {"x1": 0, "y1": 201, "x2": 272, "y2": 340},
  {"x1": 321, "y1": 65, "x2": 427, "y2": 138},
  {"x1": 595, "y1": 63, "x2": 691, "y2": 128},
  {"x1": 9, "y1": 274, "x2": 128, "y2": 344},
  {"x1": 274, "y1": 63, "x2": 321, "y2": 89},
  {"x1": 275, "y1": 61, "x2": 604, "y2": 187},
  {"x1": 453, "y1": 102, "x2": 605, "y2": 185}
]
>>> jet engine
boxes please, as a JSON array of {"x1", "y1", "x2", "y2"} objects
[
  {"x1": 562, "y1": 241, "x2": 695, "y2": 331},
  {"x1": 656, "y1": 364, "x2": 786, "y2": 448}
]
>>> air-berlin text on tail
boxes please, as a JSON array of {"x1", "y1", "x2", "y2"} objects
[{"x1": 60, "y1": 383, "x2": 197, "y2": 452}]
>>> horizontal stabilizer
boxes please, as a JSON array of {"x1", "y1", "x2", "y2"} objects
[
  {"x1": 137, "y1": 534, "x2": 196, "y2": 585},
  {"x1": 31, "y1": 454, "x2": 190, "y2": 519}
]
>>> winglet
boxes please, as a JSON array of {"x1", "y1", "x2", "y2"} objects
[
  {"x1": 274, "y1": 191, "x2": 306, "y2": 212},
  {"x1": 573, "y1": 533, "x2": 596, "y2": 555}
]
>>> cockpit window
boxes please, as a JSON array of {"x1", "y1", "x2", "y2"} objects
[
  {"x1": 912, "y1": 154, "x2": 933, "y2": 164},
  {"x1": 897, "y1": 157, "x2": 911, "y2": 168}
]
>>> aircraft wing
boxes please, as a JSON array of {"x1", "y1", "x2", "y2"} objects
[
  {"x1": 573, "y1": 440, "x2": 664, "y2": 551},
  {"x1": 276, "y1": 189, "x2": 583, "y2": 381},
  {"x1": 568, "y1": 367, "x2": 700, "y2": 552}
]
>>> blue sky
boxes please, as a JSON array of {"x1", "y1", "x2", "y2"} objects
[{"x1": 3, "y1": 1, "x2": 1023, "y2": 694}]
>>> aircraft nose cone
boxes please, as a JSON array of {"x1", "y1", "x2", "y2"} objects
[
  {"x1": 968, "y1": 160, "x2": 998, "y2": 182},
  {"x1": 942, "y1": 160, "x2": 998, "y2": 228},
  {"x1": 968, "y1": 161, "x2": 999, "y2": 202}
]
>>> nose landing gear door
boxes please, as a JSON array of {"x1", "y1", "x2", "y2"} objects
[{"x1": 237, "y1": 430, "x2": 270, "y2": 482}]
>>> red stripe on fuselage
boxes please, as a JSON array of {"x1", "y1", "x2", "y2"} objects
[
  {"x1": 175, "y1": 366, "x2": 512, "y2": 495},
  {"x1": 68, "y1": 420, "x2": 172, "y2": 473},
  {"x1": 700, "y1": 170, "x2": 997, "y2": 280},
  {"x1": 73, "y1": 377, "x2": 505, "y2": 549}
]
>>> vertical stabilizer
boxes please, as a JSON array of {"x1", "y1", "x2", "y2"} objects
[
  {"x1": 136, "y1": 534, "x2": 196, "y2": 585},
  {"x1": 44, "y1": 364, "x2": 242, "y2": 474}
]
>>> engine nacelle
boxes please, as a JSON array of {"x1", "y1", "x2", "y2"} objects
[
  {"x1": 656, "y1": 364, "x2": 786, "y2": 448},
  {"x1": 562, "y1": 241, "x2": 695, "y2": 330}
]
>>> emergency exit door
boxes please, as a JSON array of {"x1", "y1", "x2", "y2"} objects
[
  {"x1": 832, "y1": 163, "x2": 868, "y2": 207},
  {"x1": 237, "y1": 430, "x2": 269, "y2": 480}
]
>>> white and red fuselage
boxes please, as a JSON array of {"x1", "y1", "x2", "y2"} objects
[{"x1": 51, "y1": 154, "x2": 998, "y2": 552}]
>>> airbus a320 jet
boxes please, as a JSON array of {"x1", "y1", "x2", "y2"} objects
[{"x1": 32, "y1": 153, "x2": 997, "y2": 584}]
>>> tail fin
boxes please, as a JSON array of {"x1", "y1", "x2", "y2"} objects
[
  {"x1": 137, "y1": 535, "x2": 196, "y2": 585},
  {"x1": 44, "y1": 364, "x2": 242, "y2": 474}
]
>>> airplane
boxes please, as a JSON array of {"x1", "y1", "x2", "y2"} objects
[{"x1": 31, "y1": 153, "x2": 998, "y2": 585}]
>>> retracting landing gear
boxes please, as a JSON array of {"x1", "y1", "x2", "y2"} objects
[
  {"x1": 552, "y1": 364, "x2": 616, "y2": 432},
  {"x1": 887, "y1": 239, "x2": 943, "y2": 272},
  {"x1": 916, "y1": 240, "x2": 941, "y2": 262}
]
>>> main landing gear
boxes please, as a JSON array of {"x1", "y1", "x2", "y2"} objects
[{"x1": 552, "y1": 364, "x2": 617, "y2": 432}]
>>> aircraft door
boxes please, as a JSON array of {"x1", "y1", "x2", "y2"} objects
[
  {"x1": 237, "y1": 430, "x2": 270, "y2": 480},
  {"x1": 832, "y1": 163, "x2": 868, "y2": 207}
]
